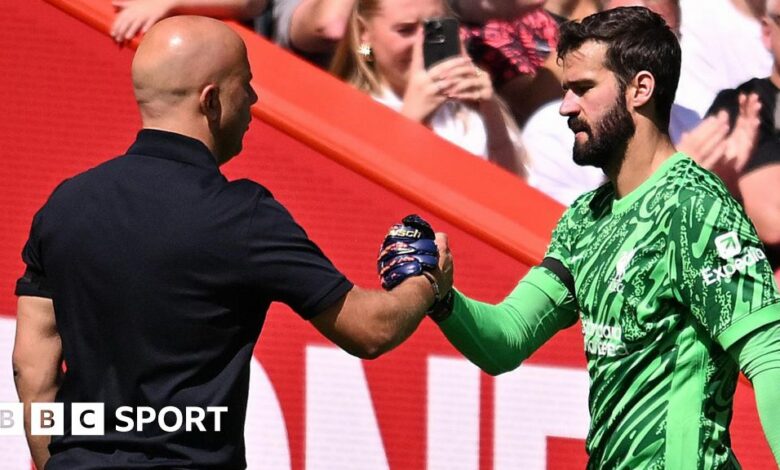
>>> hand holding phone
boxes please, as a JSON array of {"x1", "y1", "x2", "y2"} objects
[{"x1": 423, "y1": 17, "x2": 461, "y2": 69}]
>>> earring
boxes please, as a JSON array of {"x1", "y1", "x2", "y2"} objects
[{"x1": 358, "y1": 43, "x2": 373, "y2": 60}]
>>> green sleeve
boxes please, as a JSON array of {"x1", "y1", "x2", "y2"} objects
[
  {"x1": 437, "y1": 266, "x2": 578, "y2": 376},
  {"x1": 753, "y1": 369, "x2": 780, "y2": 467},
  {"x1": 730, "y1": 321, "x2": 780, "y2": 466},
  {"x1": 667, "y1": 193, "x2": 780, "y2": 349}
]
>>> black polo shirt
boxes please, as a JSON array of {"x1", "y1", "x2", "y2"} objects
[{"x1": 16, "y1": 129, "x2": 353, "y2": 469}]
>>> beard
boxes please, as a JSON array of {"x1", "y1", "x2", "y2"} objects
[{"x1": 568, "y1": 94, "x2": 635, "y2": 168}]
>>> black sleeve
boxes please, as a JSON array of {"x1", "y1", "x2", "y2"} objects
[
  {"x1": 244, "y1": 193, "x2": 353, "y2": 319},
  {"x1": 15, "y1": 209, "x2": 53, "y2": 298},
  {"x1": 707, "y1": 80, "x2": 780, "y2": 174},
  {"x1": 706, "y1": 88, "x2": 740, "y2": 124},
  {"x1": 745, "y1": 138, "x2": 780, "y2": 173}
]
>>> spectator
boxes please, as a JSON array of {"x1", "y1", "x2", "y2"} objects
[
  {"x1": 277, "y1": 0, "x2": 563, "y2": 128},
  {"x1": 275, "y1": 0, "x2": 549, "y2": 67},
  {"x1": 463, "y1": 6, "x2": 564, "y2": 127},
  {"x1": 674, "y1": 0, "x2": 772, "y2": 119},
  {"x1": 330, "y1": 0, "x2": 527, "y2": 176},
  {"x1": 450, "y1": 0, "x2": 549, "y2": 23},
  {"x1": 110, "y1": 0, "x2": 267, "y2": 43},
  {"x1": 686, "y1": 0, "x2": 780, "y2": 281},
  {"x1": 273, "y1": 0, "x2": 352, "y2": 66},
  {"x1": 545, "y1": 0, "x2": 601, "y2": 20},
  {"x1": 678, "y1": 95, "x2": 761, "y2": 199}
]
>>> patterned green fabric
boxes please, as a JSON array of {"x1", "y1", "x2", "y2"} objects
[
  {"x1": 441, "y1": 269, "x2": 578, "y2": 375},
  {"x1": 545, "y1": 153, "x2": 780, "y2": 469}
]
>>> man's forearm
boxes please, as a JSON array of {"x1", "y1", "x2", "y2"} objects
[
  {"x1": 14, "y1": 296, "x2": 62, "y2": 469},
  {"x1": 352, "y1": 277, "x2": 435, "y2": 358},
  {"x1": 24, "y1": 406, "x2": 52, "y2": 469},
  {"x1": 311, "y1": 276, "x2": 435, "y2": 359},
  {"x1": 288, "y1": 0, "x2": 354, "y2": 52},
  {"x1": 16, "y1": 372, "x2": 60, "y2": 469},
  {"x1": 171, "y1": 0, "x2": 267, "y2": 19}
]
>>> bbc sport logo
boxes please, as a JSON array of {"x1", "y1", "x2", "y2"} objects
[{"x1": 0, "y1": 403, "x2": 228, "y2": 436}]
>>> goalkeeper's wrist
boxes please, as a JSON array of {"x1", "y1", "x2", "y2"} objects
[{"x1": 422, "y1": 272, "x2": 454, "y2": 322}]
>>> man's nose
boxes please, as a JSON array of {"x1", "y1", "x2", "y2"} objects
[{"x1": 559, "y1": 90, "x2": 580, "y2": 117}]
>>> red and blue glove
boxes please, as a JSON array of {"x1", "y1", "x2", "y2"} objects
[{"x1": 378, "y1": 214, "x2": 439, "y2": 290}]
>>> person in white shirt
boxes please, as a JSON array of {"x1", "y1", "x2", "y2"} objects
[
  {"x1": 676, "y1": 0, "x2": 772, "y2": 118},
  {"x1": 330, "y1": 0, "x2": 527, "y2": 176}
]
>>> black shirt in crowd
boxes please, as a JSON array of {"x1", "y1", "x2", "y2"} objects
[
  {"x1": 708, "y1": 77, "x2": 780, "y2": 174},
  {"x1": 707, "y1": 77, "x2": 780, "y2": 269}
]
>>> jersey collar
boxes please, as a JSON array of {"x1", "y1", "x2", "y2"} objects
[
  {"x1": 126, "y1": 129, "x2": 220, "y2": 171},
  {"x1": 611, "y1": 152, "x2": 687, "y2": 214}
]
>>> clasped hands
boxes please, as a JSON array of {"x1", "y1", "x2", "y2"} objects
[{"x1": 377, "y1": 215, "x2": 454, "y2": 318}]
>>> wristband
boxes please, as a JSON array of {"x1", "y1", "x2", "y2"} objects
[
  {"x1": 422, "y1": 271, "x2": 441, "y2": 311},
  {"x1": 422, "y1": 272, "x2": 454, "y2": 322},
  {"x1": 427, "y1": 289, "x2": 454, "y2": 323}
]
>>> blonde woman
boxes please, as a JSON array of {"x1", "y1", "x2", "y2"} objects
[{"x1": 330, "y1": 0, "x2": 527, "y2": 177}]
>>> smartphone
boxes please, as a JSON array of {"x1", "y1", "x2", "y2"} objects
[{"x1": 423, "y1": 17, "x2": 461, "y2": 69}]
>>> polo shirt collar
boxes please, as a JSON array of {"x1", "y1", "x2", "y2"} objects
[{"x1": 126, "y1": 129, "x2": 220, "y2": 171}]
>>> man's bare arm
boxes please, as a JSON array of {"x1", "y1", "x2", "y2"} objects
[
  {"x1": 310, "y1": 233, "x2": 453, "y2": 359},
  {"x1": 13, "y1": 296, "x2": 63, "y2": 470},
  {"x1": 310, "y1": 277, "x2": 434, "y2": 359}
]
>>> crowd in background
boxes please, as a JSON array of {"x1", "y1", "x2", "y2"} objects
[{"x1": 108, "y1": 0, "x2": 779, "y2": 282}]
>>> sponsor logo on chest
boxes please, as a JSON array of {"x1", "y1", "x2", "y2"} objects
[{"x1": 582, "y1": 318, "x2": 628, "y2": 357}]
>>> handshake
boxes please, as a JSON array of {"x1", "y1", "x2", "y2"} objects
[{"x1": 377, "y1": 215, "x2": 454, "y2": 321}]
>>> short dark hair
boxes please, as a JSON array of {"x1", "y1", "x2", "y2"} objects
[{"x1": 557, "y1": 6, "x2": 681, "y2": 130}]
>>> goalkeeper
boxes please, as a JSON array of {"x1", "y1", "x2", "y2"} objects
[{"x1": 380, "y1": 7, "x2": 780, "y2": 469}]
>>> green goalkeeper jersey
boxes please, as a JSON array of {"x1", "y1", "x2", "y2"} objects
[
  {"x1": 435, "y1": 151, "x2": 780, "y2": 470},
  {"x1": 540, "y1": 153, "x2": 780, "y2": 468}
]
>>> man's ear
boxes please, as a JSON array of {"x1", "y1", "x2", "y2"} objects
[
  {"x1": 200, "y1": 84, "x2": 221, "y2": 123},
  {"x1": 761, "y1": 17, "x2": 772, "y2": 51},
  {"x1": 627, "y1": 70, "x2": 655, "y2": 110}
]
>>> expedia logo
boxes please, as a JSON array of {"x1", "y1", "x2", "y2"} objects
[
  {"x1": 388, "y1": 228, "x2": 421, "y2": 238},
  {"x1": 701, "y1": 246, "x2": 767, "y2": 286},
  {"x1": 715, "y1": 232, "x2": 741, "y2": 259}
]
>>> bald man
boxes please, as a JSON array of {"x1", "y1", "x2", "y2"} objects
[{"x1": 12, "y1": 16, "x2": 447, "y2": 469}]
